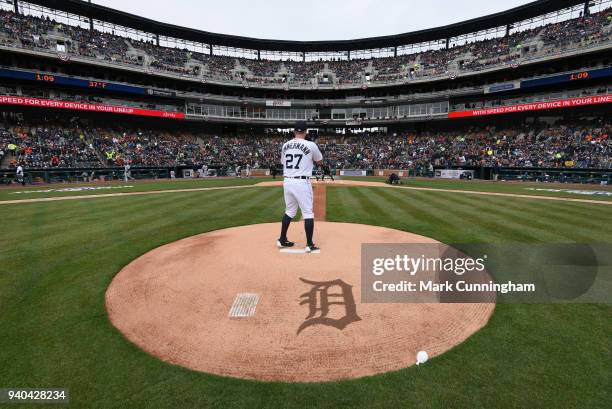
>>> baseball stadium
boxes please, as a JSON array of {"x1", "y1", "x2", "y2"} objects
[{"x1": 0, "y1": 0, "x2": 611, "y2": 407}]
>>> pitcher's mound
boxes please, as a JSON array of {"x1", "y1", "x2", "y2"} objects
[{"x1": 106, "y1": 222, "x2": 495, "y2": 382}]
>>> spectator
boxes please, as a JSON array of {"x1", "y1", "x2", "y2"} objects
[{"x1": 1, "y1": 7, "x2": 609, "y2": 85}]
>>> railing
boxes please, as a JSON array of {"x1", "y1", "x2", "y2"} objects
[
  {"x1": 497, "y1": 168, "x2": 612, "y2": 184},
  {"x1": 1, "y1": 166, "x2": 609, "y2": 186},
  {"x1": 0, "y1": 166, "x2": 171, "y2": 184}
]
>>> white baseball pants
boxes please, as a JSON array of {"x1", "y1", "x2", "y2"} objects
[{"x1": 283, "y1": 178, "x2": 314, "y2": 219}]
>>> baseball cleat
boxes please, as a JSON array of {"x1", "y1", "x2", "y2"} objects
[
  {"x1": 276, "y1": 239, "x2": 295, "y2": 248},
  {"x1": 305, "y1": 244, "x2": 320, "y2": 253}
]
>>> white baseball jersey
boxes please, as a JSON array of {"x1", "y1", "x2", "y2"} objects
[
  {"x1": 281, "y1": 138, "x2": 323, "y2": 219},
  {"x1": 16, "y1": 166, "x2": 24, "y2": 176},
  {"x1": 281, "y1": 138, "x2": 322, "y2": 177}
]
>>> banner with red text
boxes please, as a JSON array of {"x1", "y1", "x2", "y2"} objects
[
  {"x1": 0, "y1": 96, "x2": 185, "y2": 119},
  {"x1": 449, "y1": 94, "x2": 612, "y2": 118}
]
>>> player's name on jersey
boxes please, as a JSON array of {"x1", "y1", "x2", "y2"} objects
[{"x1": 282, "y1": 142, "x2": 312, "y2": 155}]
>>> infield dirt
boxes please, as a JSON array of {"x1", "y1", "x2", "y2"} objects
[{"x1": 106, "y1": 221, "x2": 495, "y2": 382}]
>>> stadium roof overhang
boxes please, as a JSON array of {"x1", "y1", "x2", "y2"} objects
[{"x1": 26, "y1": 0, "x2": 587, "y2": 52}]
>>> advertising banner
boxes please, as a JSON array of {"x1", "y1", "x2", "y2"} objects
[
  {"x1": 146, "y1": 88, "x2": 177, "y2": 97},
  {"x1": 340, "y1": 170, "x2": 367, "y2": 177},
  {"x1": 435, "y1": 169, "x2": 474, "y2": 179},
  {"x1": 484, "y1": 81, "x2": 519, "y2": 94},
  {"x1": 266, "y1": 100, "x2": 291, "y2": 107},
  {"x1": 0, "y1": 96, "x2": 185, "y2": 119},
  {"x1": 449, "y1": 94, "x2": 612, "y2": 118}
]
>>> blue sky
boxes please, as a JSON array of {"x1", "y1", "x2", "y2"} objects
[{"x1": 93, "y1": 0, "x2": 534, "y2": 41}]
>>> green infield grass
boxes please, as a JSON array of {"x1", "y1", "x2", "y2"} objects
[
  {"x1": 0, "y1": 183, "x2": 610, "y2": 408},
  {"x1": 342, "y1": 176, "x2": 612, "y2": 201},
  {"x1": 0, "y1": 177, "x2": 263, "y2": 201}
]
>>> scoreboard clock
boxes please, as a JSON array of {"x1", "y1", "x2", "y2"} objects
[
  {"x1": 568, "y1": 71, "x2": 590, "y2": 81},
  {"x1": 522, "y1": 66, "x2": 611, "y2": 88},
  {"x1": 35, "y1": 73, "x2": 55, "y2": 82},
  {"x1": 0, "y1": 68, "x2": 145, "y2": 95}
]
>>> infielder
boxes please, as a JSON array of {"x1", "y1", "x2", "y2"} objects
[{"x1": 277, "y1": 121, "x2": 323, "y2": 253}]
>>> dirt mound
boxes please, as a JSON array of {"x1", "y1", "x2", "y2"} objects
[{"x1": 106, "y1": 222, "x2": 495, "y2": 382}]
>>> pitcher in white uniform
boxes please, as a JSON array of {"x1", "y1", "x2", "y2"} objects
[{"x1": 277, "y1": 121, "x2": 323, "y2": 253}]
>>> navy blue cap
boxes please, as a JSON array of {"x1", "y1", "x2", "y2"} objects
[{"x1": 294, "y1": 121, "x2": 308, "y2": 132}]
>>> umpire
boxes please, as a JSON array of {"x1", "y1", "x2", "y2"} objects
[{"x1": 316, "y1": 164, "x2": 335, "y2": 181}]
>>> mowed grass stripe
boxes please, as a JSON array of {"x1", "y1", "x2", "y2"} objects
[
  {"x1": 345, "y1": 187, "x2": 412, "y2": 225},
  {"x1": 452, "y1": 193, "x2": 610, "y2": 242},
  {"x1": 4, "y1": 186, "x2": 277, "y2": 253},
  {"x1": 413, "y1": 189, "x2": 598, "y2": 243},
  {"x1": 327, "y1": 186, "x2": 610, "y2": 407},
  {"x1": 0, "y1": 184, "x2": 610, "y2": 409},
  {"x1": 0, "y1": 188, "x2": 259, "y2": 269},
  {"x1": 325, "y1": 186, "x2": 370, "y2": 221},
  {"x1": 382, "y1": 188, "x2": 544, "y2": 242},
  {"x1": 425, "y1": 188, "x2": 611, "y2": 242},
  {"x1": 0, "y1": 188, "x2": 283, "y2": 319},
  {"x1": 340, "y1": 187, "x2": 510, "y2": 242},
  {"x1": 103, "y1": 187, "x2": 281, "y2": 254},
  {"x1": 0, "y1": 177, "x2": 264, "y2": 202},
  {"x1": 329, "y1": 187, "x2": 450, "y2": 234},
  {"x1": 331, "y1": 187, "x2": 611, "y2": 244},
  {"x1": 459, "y1": 188, "x2": 607, "y2": 222},
  {"x1": 0, "y1": 187, "x2": 283, "y2": 394},
  {"x1": 341, "y1": 176, "x2": 612, "y2": 202},
  {"x1": 0, "y1": 187, "x2": 245, "y2": 244},
  {"x1": 3, "y1": 187, "x2": 281, "y2": 288}
]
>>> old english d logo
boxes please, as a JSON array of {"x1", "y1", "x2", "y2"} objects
[{"x1": 297, "y1": 278, "x2": 361, "y2": 334}]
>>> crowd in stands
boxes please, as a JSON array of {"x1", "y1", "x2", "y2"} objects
[
  {"x1": 285, "y1": 61, "x2": 325, "y2": 83},
  {"x1": 1, "y1": 7, "x2": 610, "y2": 85},
  {"x1": 541, "y1": 10, "x2": 611, "y2": 52},
  {"x1": 0, "y1": 119, "x2": 101, "y2": 168},
  {"x1": 1, "y1": 116, "x2": 609, "y2": 170},
  {"x1": 318, "y1": 120, "x2": 610, "y2": 169},
  {"x1": 94, "y1": 129, "x2": 203, "y2": 167},
  {"x1": 328, "y1": 59, "x2": 366, "y2": 83},
  {"x1": 205, "y1": 55, "x2": 237, "y2": 81},
  {"x1": 240, "y1": 58, "x2": 282, "y2": 79}
]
